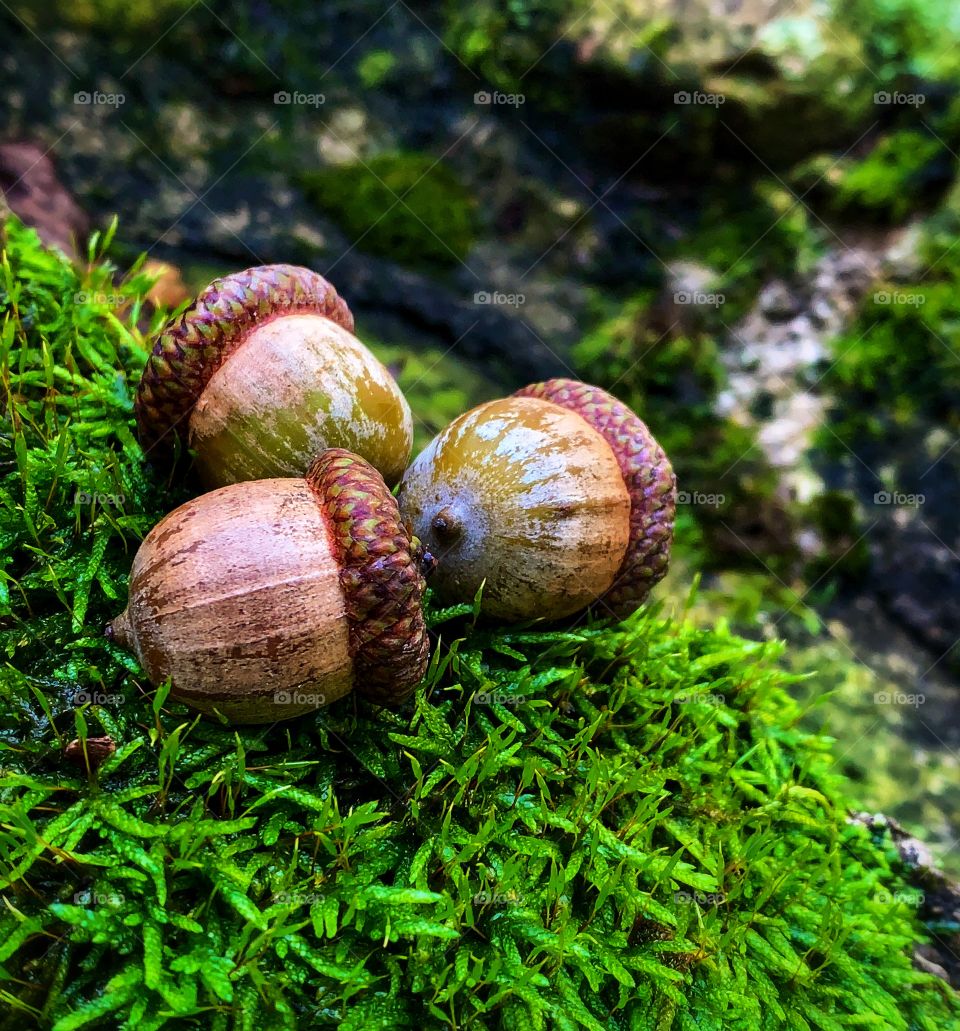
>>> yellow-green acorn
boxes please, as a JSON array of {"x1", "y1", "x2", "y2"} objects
[
  {"x1": 107, "y1": 450, "x2": 429, "y2": 724},
  {"x1": 135, "y1": 264, "x2": 413, "y2": 489},
  {"x1": 397, "y1": 382, "x2": 676, "y2": 621}
]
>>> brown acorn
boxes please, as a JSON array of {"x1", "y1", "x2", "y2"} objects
[
  {"x1": 398, "y1": 383, "x2": 675, "y2": 622},
  {"x1": 64, "y1": 736, "x2": 116, "y2": 773},
  {"x1": 135, "y1": 264, "x2": 413, "y2": 489},
  {"x1": 397, "y1": 396, "x2": 633, "y2": 621},
  {"x1": 107, "y1": 450, "x2": 429, "y2": 723}
]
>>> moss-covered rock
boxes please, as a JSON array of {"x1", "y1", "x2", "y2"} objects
[
  {"x1": 792, "y1": 132, "x2": 950, "y2": 224},
  {"x1": 300, "y1": 153, "x2": 479, "y2": 273}
]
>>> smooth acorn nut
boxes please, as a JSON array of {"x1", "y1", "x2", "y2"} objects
[
  {"x1": 514, "y1": 379, "x2": 676, "y2": 616},
  {"x1": 107, "y1": 449, "x2": 429, "y2": 724},
  {"x1": 135, "y1": 264, "x2": 413, "y2": 489},
  {"x1": 397, "y1": 396, "x2": 632, "y2": 621}
]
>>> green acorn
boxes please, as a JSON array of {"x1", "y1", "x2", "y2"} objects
[
  {"x1": 135, "y1": 264, "x2": 413, "y2": 489},
  {"x1": 397, "y1": 381, "x2": 675, "y2": 622},
  {"x1": 108, "y1": 449, "x2": 429, "y2": 723}
]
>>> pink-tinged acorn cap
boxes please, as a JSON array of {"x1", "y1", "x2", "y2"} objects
[
  {"x1": 306, "y1": 448, "x2": 430, "y2": 705},
  {"x1": 135, "y1": 264, "x2": 354, "y2": 455},
  {"x1": 514, "y1": 378, "x2": 676, "y2": 617}
]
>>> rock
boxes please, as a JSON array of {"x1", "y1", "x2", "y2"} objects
[
  {"x1": 851, "y1": 812, "x2": 960, "y2": 988},
  {"x1": 872, "y1": 512, "x2": 960, "y2": 656},
  {"x1": 572, "y1": 1, "x2": 877, "y2": 167},
  {"x1": 0, "y1": 140, "x2": 89, "y2": 257},
  {"x1": 758, "y1": 281, "x2": 802, "y2": 321}
]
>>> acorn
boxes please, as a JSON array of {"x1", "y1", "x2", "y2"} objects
[
  {"x1": 397, "y1": 395, "x2": 633, "y2": 621},
  {"x1": 107, "y1": 450, "x2": 429, "y2": 724},
  {"x1": 135, "y1": 264, "x2": 413, "y2": 489},
  {"x1": 397, "y1": 382, "x2": 675, "y2": 621}
]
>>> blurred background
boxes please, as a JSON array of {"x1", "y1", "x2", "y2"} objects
[{"x1": 2, "y1": 0, "x2": 958, "y2": 870}]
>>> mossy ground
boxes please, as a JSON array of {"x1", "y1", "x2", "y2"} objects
[{"x1": 1, "y1": 221, "x2": 958, "y2": 1029}]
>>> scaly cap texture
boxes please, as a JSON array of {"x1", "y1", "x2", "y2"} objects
[
  {"x1": 306, "y1": 448, "x2": 429, "y2": 705},
  {"x1": 135, "y1": 264, "x2": 354, "y2": 454},
  {"x1": 514, "y1": 378, "x2": 676, "y2": 617}
]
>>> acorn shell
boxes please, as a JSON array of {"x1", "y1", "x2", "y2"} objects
[
  {"x1": 514, "y1": 378, "x2": 675, "y2": 616},
  {"x1": 108, "y1": 449, "x2": 428, "y2": 723},
  {"x1": 136, "y1": 264, "x2": 354, "y2": 454}
]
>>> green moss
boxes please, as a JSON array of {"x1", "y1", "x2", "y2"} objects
[
  {"x1": 1, "y1": 219, "x2": 958, "y2": 1029},
  {"x1": 802, "y1": 491, "x2": 872, "y2": 584},
  {"x1": 8, "y1": 0, "x2": 194, "y2": 33},
  {"x1": 301, "y1": 154, "x2": 479, "y2": 272},
  {"x1": 682, "y1": 567, "x2": 960, "y2": 878},
  {"x1": 672, "y1": 182, "x2": 822, "y2": 323},
  {"x1": 817, "y1": 265, "x2": 960, "y2": 451},
  {"x1": 442, "y1": 0, "x2": 579, "y2": 94},
  {"x1": 837, "y1": 0, "x2": 960, "y2": 83},
  {"x1": 793, "y1": 132, "x2": 946, "y2": 224},
  {"x1": 356, "y1": 50, "x2": 397, "y2": 90}
]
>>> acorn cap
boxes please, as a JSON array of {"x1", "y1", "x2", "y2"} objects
[
  {"x1": 136, "y1": 264, "x2": 354, "y2": 455},
  {"x1": 514, "y1": 378, "x2": 676, "y2": 616},
  {"x1": 305, "y1": 448, "x2": 430, "y2": 705}
]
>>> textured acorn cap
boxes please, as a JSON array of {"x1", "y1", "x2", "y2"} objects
[
  {"x1": 135, "y1": 264, "x2": 354, "y2": 455},
  {"x1": 514, "y1": 378, "x2": 676, "y2": 617},
  {"x1": 306, "y1": 448, "x2": 430, "y2": 705}
]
